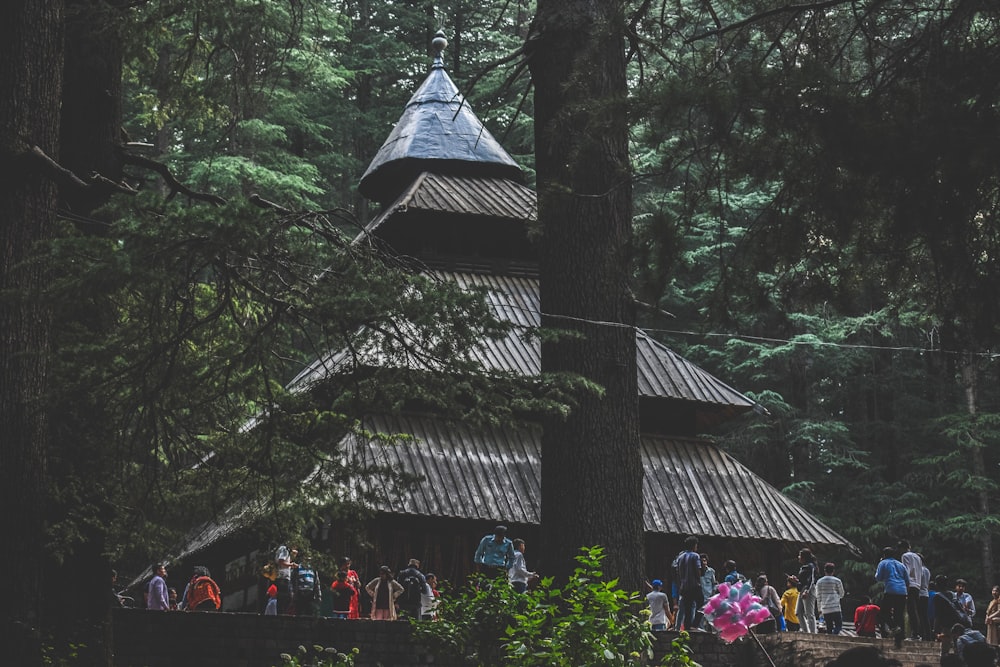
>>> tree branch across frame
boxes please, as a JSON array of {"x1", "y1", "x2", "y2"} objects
[{"x1": 685, "y1": 0, "x2": 854, "y2": 42}]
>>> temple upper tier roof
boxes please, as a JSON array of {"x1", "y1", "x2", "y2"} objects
[{"x1": 358, "y1": 32, "x2": 524, "y2": 204}]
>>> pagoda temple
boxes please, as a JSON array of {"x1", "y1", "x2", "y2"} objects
[{"x1": 177, "y1": 33, "x2": 855, "y2": 612}]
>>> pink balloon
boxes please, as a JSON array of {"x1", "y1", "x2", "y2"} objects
[
  {"x1": 719, "y1": 622, "x2": 748, "y2": 642},
  {"x1": 703, "y1": 599, "x2": 720, "y2": 618}
]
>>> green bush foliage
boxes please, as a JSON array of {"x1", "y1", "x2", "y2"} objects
[{"x1": 413, "y1": 546, "x2": 700, "y2": 666}]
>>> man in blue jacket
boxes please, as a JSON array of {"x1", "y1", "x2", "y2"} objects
[
  {"x1": 474, "y1": 525, "x2": 515, "y2": 575},
  {"x1": 875, "y1": 546, "x2": 908, "y2": 639}
]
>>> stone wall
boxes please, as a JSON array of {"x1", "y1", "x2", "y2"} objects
[
  {"x1": 743, "y1": 632, "x2": 941, "y2": 667},
  {"x1": 112, "y1": 609, "x2": 944, "y2": 667},
  {"x1": 111, "y1": 609, "x2": 454, "y2": 667}
]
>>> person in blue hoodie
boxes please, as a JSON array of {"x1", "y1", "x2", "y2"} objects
[{"x1": 874, "y1": 546, "x2": 908, "y2": 638}]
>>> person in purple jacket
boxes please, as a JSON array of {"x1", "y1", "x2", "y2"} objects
[
  {"x1": 145, "y1": 563, "x2": 169, "y2": 611},
  {"x1": 875, "y1": 547, "x2": 908, "y2": 638}
]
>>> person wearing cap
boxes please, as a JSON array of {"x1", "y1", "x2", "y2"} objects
[
  {"x1": 951, "y1": 622, "x2": 988, "y2": 665},
  {"x1": 646, "y1": 579, "x2": 670, "y2": 631},
  {"x1": 473, "y1": 525, "x2": 515, "y2": 575}
]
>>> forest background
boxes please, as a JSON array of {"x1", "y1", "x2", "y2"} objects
[{"x1": 3, "y1": 0, "x2": 1000, "y2": 661}]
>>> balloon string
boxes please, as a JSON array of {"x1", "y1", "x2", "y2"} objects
[{"x1": 748, "y1": 628, "x2": 777, "y2": 667}]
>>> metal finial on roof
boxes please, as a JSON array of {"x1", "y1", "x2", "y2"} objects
[{"x1": 431, "y1": 31, "x2": 447, "y2": 69}]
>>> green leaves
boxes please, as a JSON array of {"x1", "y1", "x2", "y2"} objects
[{"x1": 415, "y1": 546, "x2": 697, "y2": 666}]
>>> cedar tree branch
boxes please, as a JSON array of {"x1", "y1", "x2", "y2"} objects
[
  {"x1": 120, "y1": 151, "x2": 228, "y2": 206},
  {"x1": 686, "y1": 0, "x2": 853, "y2": 42}
]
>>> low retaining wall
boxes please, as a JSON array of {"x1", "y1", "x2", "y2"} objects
[
  {"x1": 111, "y1": 609, "x2": 451, "y2": 667},
  {"x1": 112, "y1": 609, "x2": 943, "y2": 667}
]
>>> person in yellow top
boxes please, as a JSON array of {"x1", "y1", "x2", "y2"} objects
[{"x1": 781, "y1": 575, "x2": 800, "y2": 631}]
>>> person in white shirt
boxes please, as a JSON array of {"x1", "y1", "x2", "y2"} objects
[
  {"x1": 899, "y1": 540, "x2": 927, "y2": 639},
  {"x1": 956, "y1": 578, "x2": 977, "y2": 620},
  {"x1": 508, "y1": 538, "x2": 537, "y2": 593},
  {"x1": 815, "y1": 562, "x2": 845, "y2": 635},
  {"x1": 918, "y1": 557, "x2": 931, "y2": 640},
  {"x1": 646, "y1": 579, "x2": 670, "y2": 631},
  {"x1": 420, "y1": 573, "x2": 440, "y2": 620}
]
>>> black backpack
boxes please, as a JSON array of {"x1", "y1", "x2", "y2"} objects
[
  {"x1": 399, "y1": 569, "x2": 424, "y2": 605},
  {"x1": 294, "y1": 567, "x2": 317, "y2": 599},
  {"x1": 934, "y1": 591, "x2": 972, "y2": 628}
]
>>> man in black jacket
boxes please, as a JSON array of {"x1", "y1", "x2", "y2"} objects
[{"x1": 396, "y1": 558, "x2": 428, "y2": 620}]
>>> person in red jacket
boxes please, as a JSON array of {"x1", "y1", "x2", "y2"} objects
[
  {"x1": 330, "y1": 570, "x2": 357, "y2": 619},
  {"x1": 183, "y1": 566, "x2": 222, "y2": 611},
  {"x1": 854, "y1": 596, "x2": 881, "y2": 637},
  {"x1": 336, "y1": 556, "x2": 363, "y2": 619}
]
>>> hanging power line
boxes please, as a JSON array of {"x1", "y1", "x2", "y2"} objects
[{"x1": 500, "y1": 303, "x2": 999, "y2": 359}]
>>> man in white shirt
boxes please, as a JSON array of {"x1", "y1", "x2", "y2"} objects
[
  {"x1": 899, "y1": 540, "x2": 927, "y2": 640},
  {"x1": 955, "y1": 578, "x2": 976, "y2": 621},
  {"x1": 919, "y1": 557, "x2": 931, "y2": 640},
  {"x1": 508, "y1": 538, "x2": 537, "y2": 593},
  {"x1": 815, "y1": 562, "x2": 845, "y2": 635},
  {"x1": 274, "y1": 544, "x2": 298, "y2": 614}
]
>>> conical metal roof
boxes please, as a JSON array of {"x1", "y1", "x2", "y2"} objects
[{"x1": 358, "y1": 32, "x2": 524, "y2": 204}]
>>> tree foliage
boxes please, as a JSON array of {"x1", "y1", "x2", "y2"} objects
[
  {"x1": 413, "y1": 546, "x2": 696, "y2": 666},
  {"x1": 629, "y1": 0, "x2": 1000, "y2": 592}
]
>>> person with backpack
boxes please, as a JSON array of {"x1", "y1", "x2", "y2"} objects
[
  {"x1": 396, "y1": 559, "x2": 428, "y2": 620},
  {"x1": 932, "y1": 575, "x2": 971, "y2": 660},
  {"x1": 292, "y1": 554, "x2": 321, "y2": 617},
  {"x1": 854, "y1": 596, "x2": 881, "y2": 637},
  {"x1": 722, "y1": 559, "x2": 746, "y2": 585},
  {"x1": 182, "y1": 566, "x2": 222, "y2": 611}
]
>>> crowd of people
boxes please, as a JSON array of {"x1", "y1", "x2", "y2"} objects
[
  {"x1": 645, "y1": 537, "x2": 1000, "y2": 665},
  {"x1": 257, "y1": 525, "x2": 537, "y2": 620},
  {"x1": 258, "y1": 547, "x2": 443, "y2": 620},
  {"x1": 129, "y1": 530, "x2": 1000, "y2": 665},
  {"x1": 131, "y1": 524, "x2": 536, "y2": 622}
]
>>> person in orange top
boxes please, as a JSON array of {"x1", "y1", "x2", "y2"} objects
[
  {"x1": 183, "y1": 566, "x2": 222, "y2": 611},
  {"x1": 330, "y1": 570, "x2": 357, "y2": 619},
  {"x1": 337, "y1": 556, "x2": 363, "y2": 619}
]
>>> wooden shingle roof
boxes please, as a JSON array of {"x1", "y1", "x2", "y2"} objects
[
  {"x1": 346, "y1": 413, "x2": 856, "y2": 549},
  {"x1": 289, "y1": 272, "x2": 757, "y2": 419}
]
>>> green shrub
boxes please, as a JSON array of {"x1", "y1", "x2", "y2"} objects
[{"x1": 413, "y1": 545, "x2": 700, "y2": 666}]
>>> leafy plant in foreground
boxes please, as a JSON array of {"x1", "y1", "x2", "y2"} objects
[{"x1": 414, "y1": 546, "x2": 700, "y2": 666}]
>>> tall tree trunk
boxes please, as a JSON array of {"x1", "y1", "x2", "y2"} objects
[
  {"x1": 0, "y1": 0, "x2": 63, "y2": 661},
  {"x1": 961, "y1": 355, "x2": 995, "y2": 588},
  {"x1": 529, "y1": 0, "x2": 643, "y2": 590}
]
